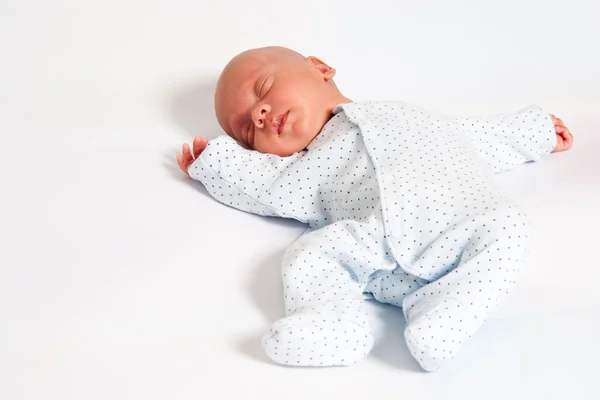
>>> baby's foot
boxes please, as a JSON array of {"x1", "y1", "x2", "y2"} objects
[
  {"x1": 262, "y1": 314, "x2": 374, "y2": 367},
  {"x1": 404, "y1": 298, "x2": 477, "y2": 372}
]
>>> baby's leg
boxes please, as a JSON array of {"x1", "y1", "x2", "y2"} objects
[
  {"x1": 402, "y1": 207, "x2": 530, "y2": 371},
  {"x1": 262, "y1": 226, "x2": 376, "y2": 367}
]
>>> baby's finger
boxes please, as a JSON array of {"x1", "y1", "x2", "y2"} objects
[
  {"x1": 176, "y1": 154, "x2": 188, "y2": 174},
  {"x1": 550, "y1": 115, "x2": 565, "y2": 128},
  {"x1": 182, "y1": 143, "x2": 193, "y2": 162},
  {"x1": 563, "y1": 128, "x2": 573, "y2": 145},
  {"x1": 193, "y1": 136, "x2": 207, "y2": 159}
]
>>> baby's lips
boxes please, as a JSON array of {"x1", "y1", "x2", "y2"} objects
[
  {"x1": 277, "y1": 112, "x2": 289, "y2": 135},
  {"x1": 270, "y1": 111, "x2": 289, "y2": 135}
]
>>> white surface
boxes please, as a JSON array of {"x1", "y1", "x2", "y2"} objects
[{"x1": 1, "y1": 1, "x2": 599, "y2": 399}]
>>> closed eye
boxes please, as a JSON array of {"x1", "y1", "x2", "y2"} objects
[
  {"x1": 258, "y1": 78, "x2": 267, "y2": 97},
  {"x1": 258, "y1": 77, "x2": 272, "y2": 98}
]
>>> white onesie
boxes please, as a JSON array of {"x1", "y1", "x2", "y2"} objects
[{"x1": 189, "y1": 101, "x2": 556, "y2": 371}]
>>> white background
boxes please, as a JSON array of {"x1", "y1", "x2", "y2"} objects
[{"x1": 1, "y1": 1, "x2": 599, "y2": 399}]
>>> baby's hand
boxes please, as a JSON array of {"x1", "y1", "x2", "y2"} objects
[
  {"x1": 176, "y1": 136, "x2": 208, "y2": 175},
  {"x1": 550, "y1": 114, "x2": 574, "y2": 153}
]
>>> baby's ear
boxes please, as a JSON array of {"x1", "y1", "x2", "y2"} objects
[{"x1": 307, "y1": 56, "x2": 336, "y2": 81}]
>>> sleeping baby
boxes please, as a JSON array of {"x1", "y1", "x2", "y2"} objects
[{"x1": 176, "y1": 46, "x2": 573, "y2": 371}]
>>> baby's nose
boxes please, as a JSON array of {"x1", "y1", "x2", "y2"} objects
[{"x1": 253, "y1": 103, "x2": 271, "y2": 128}]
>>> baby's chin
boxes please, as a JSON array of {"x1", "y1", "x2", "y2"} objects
[
  {"x1": 288, "y1": 131, "x2": 319, "y2": 154},
  {"x1": 269, "y1": 145, "x2": 303, "y2": 157}
]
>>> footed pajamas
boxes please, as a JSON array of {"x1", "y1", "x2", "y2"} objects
[{"x1": 189, "y1": 101, "x2": 556, "y2": 371}]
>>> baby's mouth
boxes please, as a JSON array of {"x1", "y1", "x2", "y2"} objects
[{"x1": 275, "y1": 112, "x2": 289, "y2": 135}]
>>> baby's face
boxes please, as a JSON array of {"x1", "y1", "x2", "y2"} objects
[{"x1": 215, "y1": 47, "x2": 344, "y2": 156}]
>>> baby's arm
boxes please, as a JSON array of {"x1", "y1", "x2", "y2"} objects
[
  {"x1": 176, "y1": 135, "x2": 303, "y2": 218},
  {"x1": 451, "y1": 106, "x2": 572, "y2": 173}
]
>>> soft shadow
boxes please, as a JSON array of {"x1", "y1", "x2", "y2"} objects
[
  {"x1": 236, "y1": 219, "x2": 305, "y2": 362},
  {"x1": 235, "y1": 249, "x2": 286, "y2": 364},
  {"x1": 237, "y1": 334, "x2": 273, "y2": 365},
  {"x1": 160, "y1": 77, "x2": 222, "y2": 196},
  {"x1": 163, "y1": 77, "x2": 222, "y2": 140},
  {"x1": 246, "y1": 218, "x2": 305, "y2": 322},
  {"x1": 247, "y1": 249, "x2": 288, "y2": 323},
  {"x1": 261, "y1": 216, "x2": 307, "y2": 230},
  {"x1": 367, "y1": 301, "x2": 422, "y2": 371},
  {"x1": 162, "y1": 149, "x2": 210, "y2": 196}
]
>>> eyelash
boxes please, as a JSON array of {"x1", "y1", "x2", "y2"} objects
[{"x1": 258, "y1": 77, "x2": 271, "y2": 98}]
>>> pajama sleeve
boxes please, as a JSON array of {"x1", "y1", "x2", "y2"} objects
[
  {"x1": 188, "y1": 135, "x2": 305, "y2": 217},
  {"x1": 452, "y1": 105, "x2": 557, "y2": 173}
]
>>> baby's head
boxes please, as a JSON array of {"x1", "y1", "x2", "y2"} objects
[{"x1": 215, "y1": 46, "x2": 351, "y2": 156}]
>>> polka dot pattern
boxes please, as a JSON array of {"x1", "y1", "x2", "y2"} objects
[{"x1": 189, "y1": 101, "x2": 556, "y2": 370}]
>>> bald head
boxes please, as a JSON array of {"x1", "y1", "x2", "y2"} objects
[
  {"x1": 215, "y1": 47, "x2": 306, "y2": 133},
  {"x1": 223, "y1": 46, "x2": 305, "y2": 77},
  {"x1": 213, "y1": 46, "x2": 350, "y2": 156}
]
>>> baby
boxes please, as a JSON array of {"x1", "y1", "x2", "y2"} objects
[{"x1": 176, "y1": 46, "x2": 573, "y2": 371}]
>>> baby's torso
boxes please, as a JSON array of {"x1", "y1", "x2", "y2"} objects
[
  {"x1": 269, "y1": 103, "x2": 510, "y2": 222},
  {"x1": 262, "y1": 102, "x2": 516, "y2": 262},
  {"x1": 265, "y1": 112, "x2": 380, "y2": 230}
]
